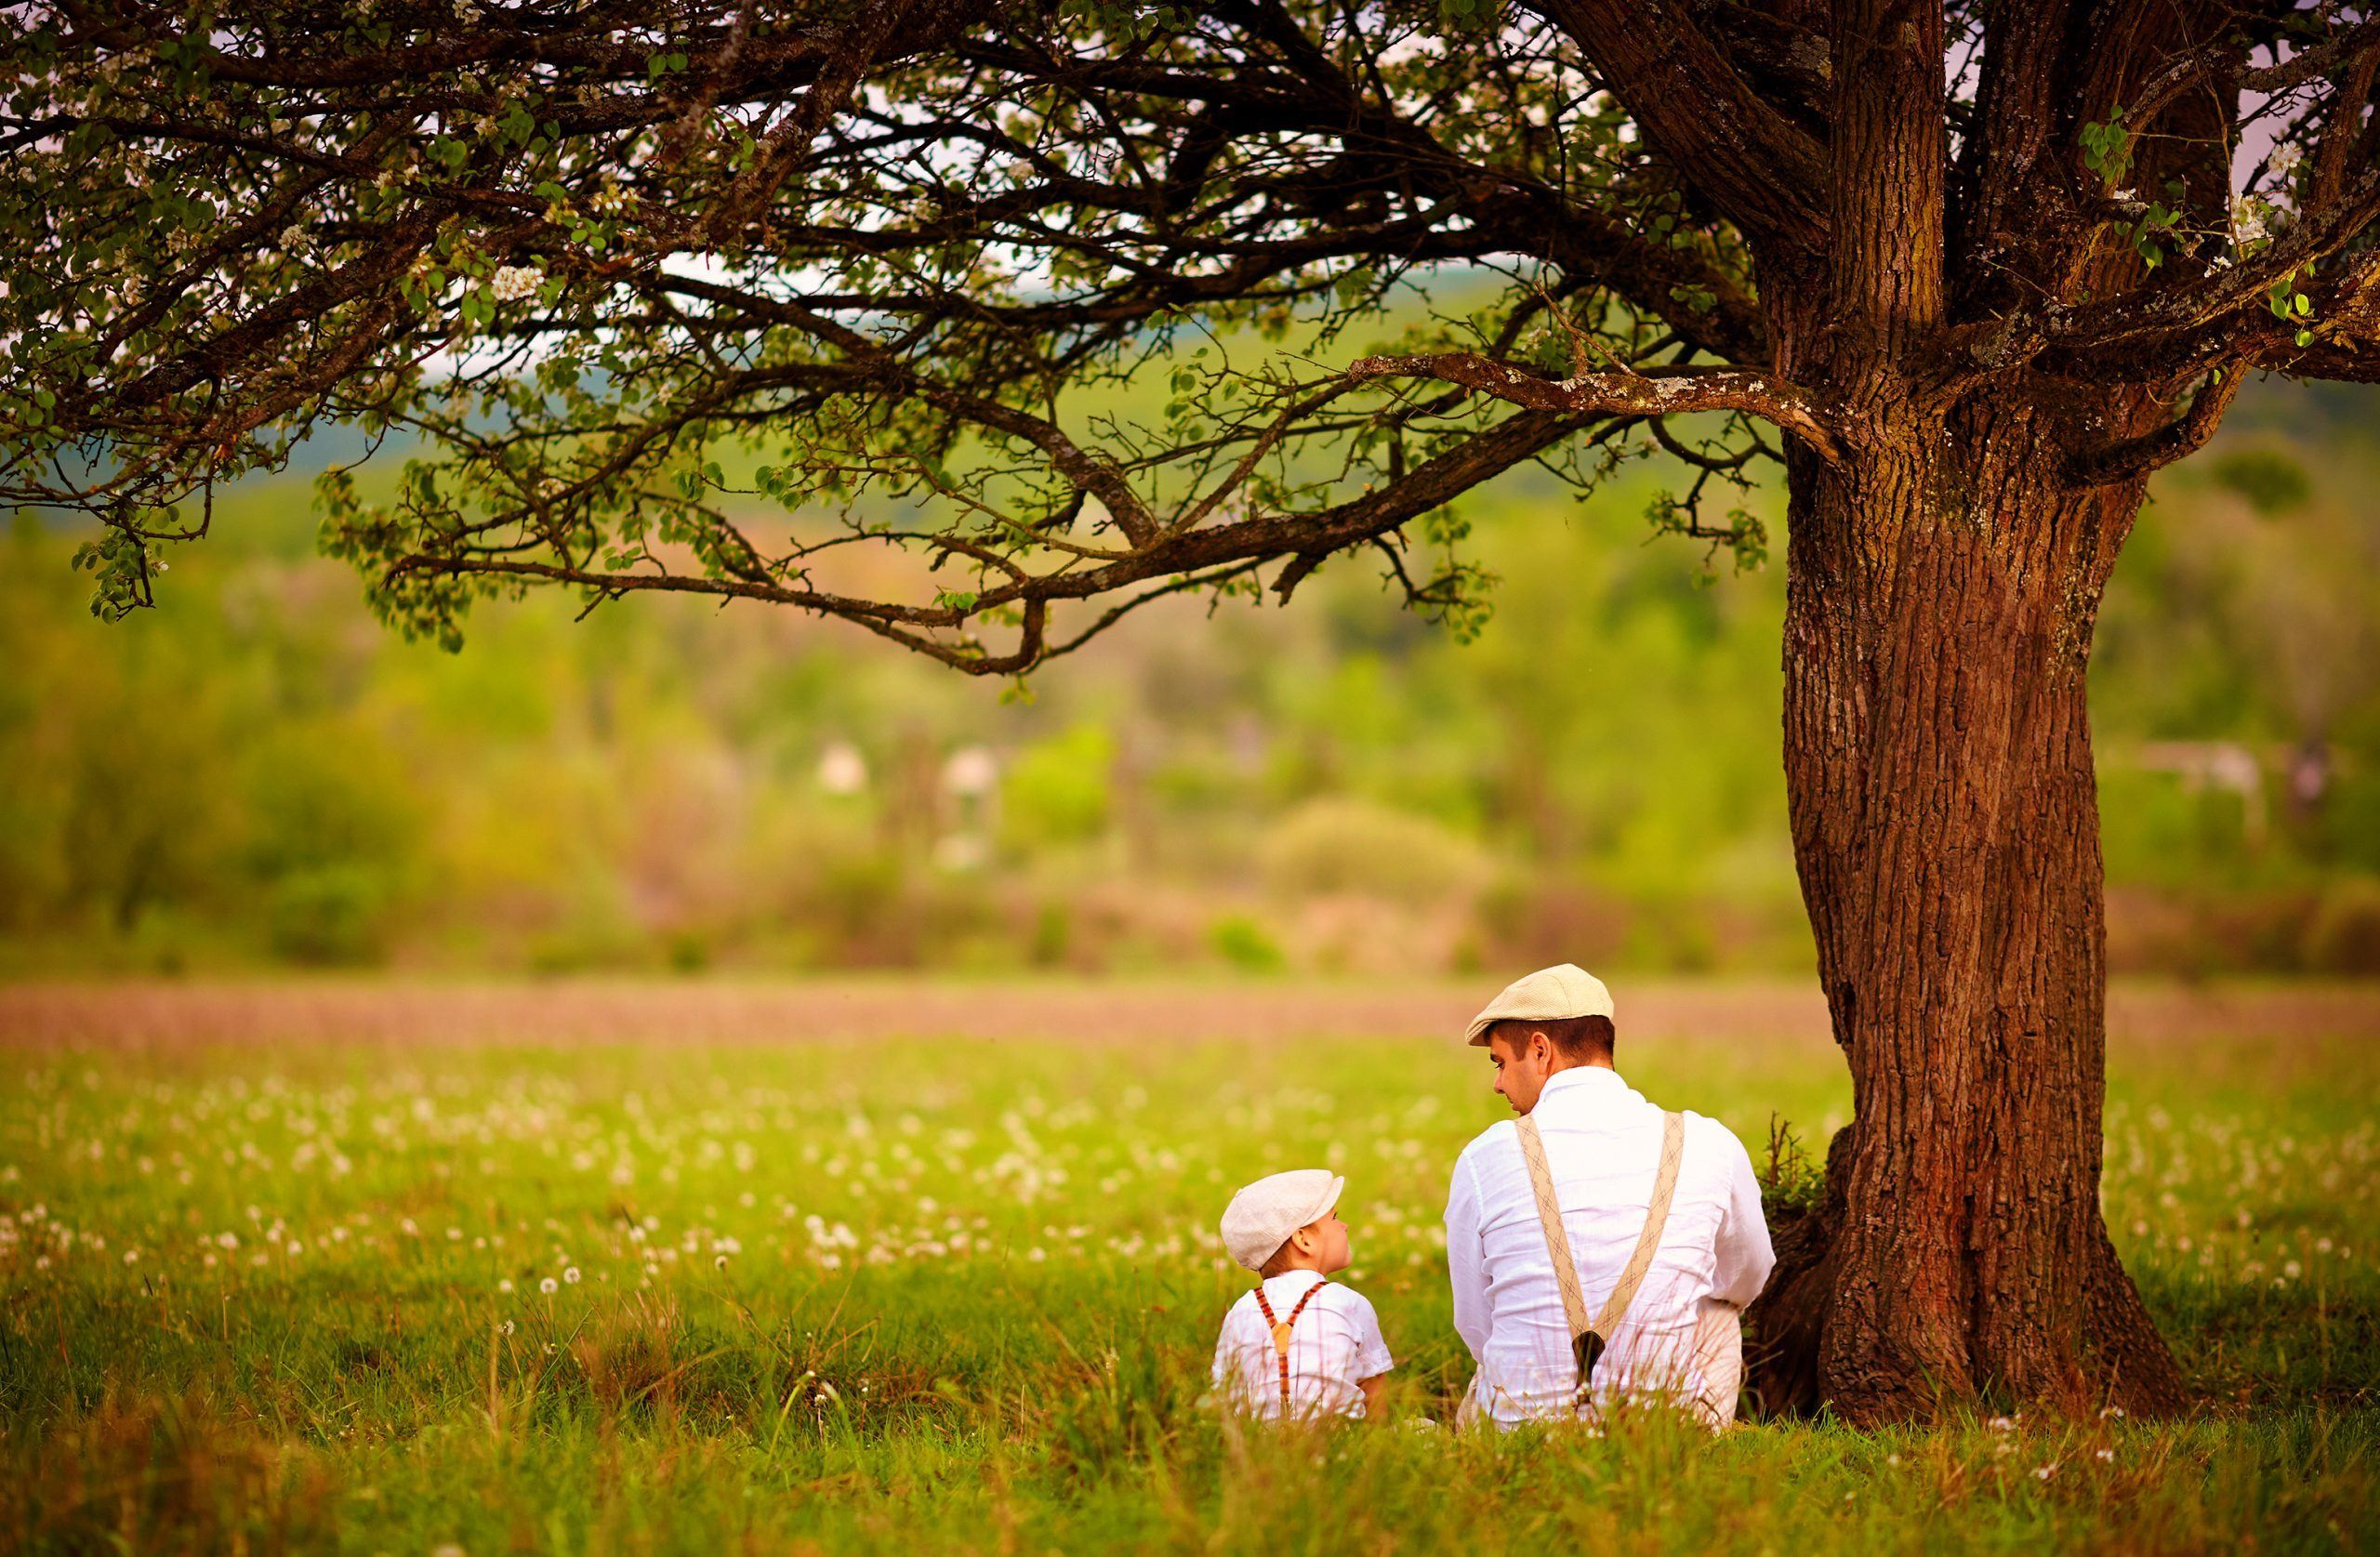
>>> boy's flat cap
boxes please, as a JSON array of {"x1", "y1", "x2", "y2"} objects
[
  {"x1": 1464, "y1": 963, "x2": 1615, "y2": 1046},
  {"x1": 1220, "y1": 1168, "x2": 1343, "y2": 1273}
]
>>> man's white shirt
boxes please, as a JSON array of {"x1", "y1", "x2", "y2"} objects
[
  {"x1": 1443, "y1": 1066, "x2": 1774, "y2": 1424},
  {"x1": 1210, "y1": 1273, "x2": 1394, "y2": 1420}
]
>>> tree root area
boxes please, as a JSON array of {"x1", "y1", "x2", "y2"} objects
[{"x1": 1745, "y1": 1127, "x2": 2188, "y2": 1422}]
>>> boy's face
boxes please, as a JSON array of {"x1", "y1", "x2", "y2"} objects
[{"x1": 1293, "y1": 1208, "x2": 1352, "y2": 1273}]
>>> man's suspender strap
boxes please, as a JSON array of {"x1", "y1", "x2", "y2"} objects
[
  {"x1": 1514, "y1": 1109, "x2": 1686, "y2": 1398},
  {"x1": 1251, "y1": 1278, "x2": 1328, "y2": 1412}
]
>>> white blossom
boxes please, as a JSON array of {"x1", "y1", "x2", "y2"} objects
[
  {"x1": 2231, "y1": 198, "x2": 2268, "y2": 247},
  {"x1": 490, "y1": 265, "x2": 542, "y2": 302}
]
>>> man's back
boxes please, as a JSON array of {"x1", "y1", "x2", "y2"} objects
[{"x1": 1444, "y1": 1066, "x2": 1774, "y2": 1424}]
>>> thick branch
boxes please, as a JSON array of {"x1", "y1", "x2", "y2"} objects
[
  {"x1": 2066, "y1": 365, "x2": 2243, "y2": 484},
  {"x1": 1345, "y1": 352, "x2": 1843, "y2": 461},
  {"x1": 386, "y1": 405, "x2": 1590, "y2": 674},
  {"x1": 1528, "y1": 0, "x2": 1831, "y2": 257}
]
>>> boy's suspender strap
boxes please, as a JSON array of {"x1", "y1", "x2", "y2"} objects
[
  {"x1": 1251, "y1": 1278, "x2": 1329, "y2": 1411},
  {"x1": 1515, "y1": 1110, "x2": 1686, "y2": 1400}
]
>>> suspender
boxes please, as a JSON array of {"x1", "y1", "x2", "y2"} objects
[
  {"x1": 1251, "y1": 1277, "x2": 1329, "y2": 1412},
  {"x1": 1515, "y1": 1109, "x2": 1686, "y2": 1408}
]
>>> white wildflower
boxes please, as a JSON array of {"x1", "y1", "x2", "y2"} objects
[
  {"x1": 539, "y1": 1275, "x2": 558, "y2": 1294},
  {"x1": 2231, "y1": 198, "x2": 2268, "y2": 247}
]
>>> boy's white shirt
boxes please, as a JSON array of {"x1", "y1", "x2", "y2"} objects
[
  {"x1": 1443, "y1": 1065, "x2": 1774, "y2": 1426},
  {"x1": 1210, "y1": 1272, "x2": 1394, "y2": 1420}
]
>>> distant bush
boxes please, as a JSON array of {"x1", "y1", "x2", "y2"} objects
[
  {"x1": 2307, "y1": 879, "x2": 2380, "y2": 973},
  {"x1": 2106, "y1": 880, "x2": 2380, "y2": 976},
  {"x1": 1208, "y1": 912, "x2": 1285, "y2": 973},
  {"x1": 1475, "y1": 877, "x2": 1634, "y2": 969},
  {"x1": 1260, "y1": 798, "x2": 1488, "y2": 905},
  {"x1": 265, "y1": 865, "x2": 389, "y2": 966},
  {"x1": 1000, "y1": 726, "x2": 1113, "y2": 851},
  {"x1": 2209, "y1": 447, "x2": 2313, "y2": 515}
]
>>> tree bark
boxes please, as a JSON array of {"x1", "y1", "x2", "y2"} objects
[{"x1": 1745, "y1": 400, "x2": 2189, "y2": 1421}]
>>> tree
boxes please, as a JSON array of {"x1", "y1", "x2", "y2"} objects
[{"x1": 5, "y1": 0, "x2": 2376, "y2": 1420}]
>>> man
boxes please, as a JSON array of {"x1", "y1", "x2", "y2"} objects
[{"x1": 1444, "y1": 964, "x2": 1774, "y2": 1427}]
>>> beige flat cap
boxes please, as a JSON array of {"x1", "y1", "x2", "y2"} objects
[
  {"x1": 1464, "y1": 963, "x2": 1615, "y2": 1046},
  {"x1": 1220, "y1": 1168, "x2": 1343, "y2": 1272}
]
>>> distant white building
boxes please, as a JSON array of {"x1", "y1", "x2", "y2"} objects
[
  {"x1": 816, "y1": 741, "x2": 868, "y2": 796},
  {"x1": 943, "y1": 746, "x2": 998, "y2": 798}
]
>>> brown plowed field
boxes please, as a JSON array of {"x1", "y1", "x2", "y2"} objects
[{"x1": 1, "y1": 977, "x2": 2373, "y2": 1057}]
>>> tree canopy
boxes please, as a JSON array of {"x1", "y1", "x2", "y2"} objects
[{"x1": 5, "y1": 0, "x2": 2373, "y2": 668}]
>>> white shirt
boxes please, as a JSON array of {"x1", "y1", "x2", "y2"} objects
[
  {"x1": 1444, "y1": 1066, "x2": 1774, "y2": 1424},
  {"x1": 1210, "y1": 1273, "x2": 1395, "y2": 1420}
]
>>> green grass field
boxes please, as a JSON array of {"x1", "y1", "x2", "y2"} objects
[{"x1": 2, "y1": 983, "x2": 2374, "y2": 1553}]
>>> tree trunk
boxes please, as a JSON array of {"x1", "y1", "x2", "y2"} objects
[{"x1": 1745, "y1": 402, "x2": 2188, "y2": 1422}]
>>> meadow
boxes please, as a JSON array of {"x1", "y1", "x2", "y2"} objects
[{"x1": 1, "y1": 980, "x2": 2374, "y2": 1554}]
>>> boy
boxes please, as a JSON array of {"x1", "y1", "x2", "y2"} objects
[{"x1": 1211, "y1": 1168, "x2": 1394, "y2": 1420}]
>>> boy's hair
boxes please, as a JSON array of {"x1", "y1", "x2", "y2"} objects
[
  {"x1": 1489, "y1": 1013, "x2": 1616, "y2": 1064},
  {"x1": 1257, "y1": 1238, "x2": 1301, "y2": 1278}
]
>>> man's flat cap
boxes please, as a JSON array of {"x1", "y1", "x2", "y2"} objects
[{"x1": 1464, "y1": 963, "x2": 1615, "y2": 1046}]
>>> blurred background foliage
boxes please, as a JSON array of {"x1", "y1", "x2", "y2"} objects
[{"x1": 4, "y1": 377, "x2": 2376, "y2": 980}]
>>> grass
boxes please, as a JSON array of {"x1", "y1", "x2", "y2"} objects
[{"x1": 0, "y1": 983, "x2": 2373, "y2": 1553}]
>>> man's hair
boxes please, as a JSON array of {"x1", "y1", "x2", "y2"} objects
[{"x1": 1489, "y1": 1014, "x2": 1616, "y2": 1065}]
